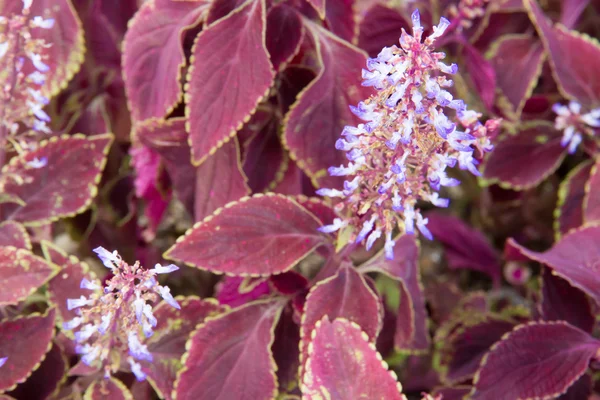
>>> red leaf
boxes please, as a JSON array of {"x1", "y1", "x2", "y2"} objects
[
  {"x1": 44, "y1": 242, "x2": 97, "y2": 331},
  {"x1": 293, "y1": 196, "x2": 336, "y2": 226},
  {"x1": 300, "y1": 266, "x2": 382, "y2": 374},
  {"x1": 357, "y1": 4, "x2": 409, "y2": 57},
  {"x1": 271, "y1": 306, "x2": 301, "y2": 393},
  {"x1": 306, "y1": 0, "x2": 325, "y2": 19},
  {"x1": 143, "y1": 297, "x2": 224, "y2": 400},
  {"x1": 526, "y1": 0, "x2": 600, "y2": 106},
  {"x1": 470, "y1": 321, "x2": 600, "y2": 400},
  {"x1": 584, "y1": 157, "x2": 600, "y2": 224},
  {"x1": 1, "y1": 134, "x2": 113, "y2": 225},
  {"x1": 488, "y1": 34, "x2": 545, "y2": 118},
  {"x1": 325, "y1": 0, "x2": 356, "y2": 42},
  {"x1": 426, "y1": 213, "x2": 501, "y2": 285},
  {"x1": 0, "y1": 0, "x2": 84, "y2": 100},
  {"x1": 283, "y1": 22, "x2": 373, "y2": 188},
  {"x1": 0, "y1": 309, "x2": 56, "y2": 391},
  {"x1": 174, "y1": 299, "x2": 283, "y2": 400},
  {"x1": 266, "y1": 4, "x2": 304, "y2": 71},
  {"x1": 462, "y1": 44, "x2": 496, "y2": 111},
  {"x1": 136, "y1": 118, "x2": 249, "y2": 221},
  {"x1": 302, "y1": 318, "x2": 404, "y2": 399},
  {"x1": 0, "y1": 221, "x2": 31, "y2": 250},
  {"x1": 165, "y1": 194, "x2": 326, "y2": 275},
  {"x1": 560, "y1": 0, "x2": 589, "y2": 29},
  {"x1": 0, "y1": 247, "x2": 59, "y2": 306},
  {"x1": 440, "y1": 317, "x2": 515, "y2": 384},
  {"x1": 482, "y1": 123, "x2": 566, "y2": 189},
  {"x1": 556, "y1": 160, "x2": 592, "y2": 237},
  {"x1": 559, "y1": 374, "x2": 592, "y2": 400},
  {"x1": 508, "y1": 225, "x2": 600, "y2": 305},
  {"x1": 84, "y1": 377, "x2": 133, "y2": 400},
  {"x1": 186, "y1": 0, "x2": 275, "y2": 165},
  {"x1": 360, "y1": 235, "x2": 430, "y2": 353},
  {"x1": 205, "y1": 0, "x2": 247, "y2": 24},
  {"x1": 122, "y1": 0, "x2": 208, "y2": 121},
  {"x1": 540, "y1": 268, "x2": 594, "y2": 333},
  {"x1": 215, "y1": 276, "x2": 271, "y2": 307},
  {"x1": 7, "y1": 344, "x2": 67, "y2": 400}
]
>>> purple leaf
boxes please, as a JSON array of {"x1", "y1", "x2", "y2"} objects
[
  {"x1": 302, "y1": 318, "x2": 404, "y2": 399},
  {"x1": 470, "y1": 321, "x2": 600, "y2": 400},
  {"x1": 84, "y1": 378, "x2": 133, "y2": 400},
  {"x1": 186, "y1": 0, "x2": 275, "y2": 165},
  {"x1": 357, "y1": 4, "x2": 410, "y2": 57},
  {"x1": 122, "y1": 0, "x2": 208, "y2": 121},
  {"x1": 266, "y1": 4, "x2": 304, "y2": 71},
  {"x1": 482, "y1": 122, "x2": 567, "y2": 189},
  {"x1": 556, "y1": 160, "x2": 593, "y2": 237},
  {"x1": 584, "y1": 157, "x2": 600, "y2": 224},
  {"x1": 462, "y1": 43, "x2": 496, "y2": 111},
  {"x1": 426, "y1": 213, "x2": 501, "y2": 285},
  {"x1": 325, "y1": 0, "x2": 355, "y2": 42},
  {"x1": 560, "y1": 0, "x2": 589, "y2": 29},
  {"x1": 0, "y1": 221, "x2": 31, "y2": 250},
  {"x1": 216, "y1": 276, "x2": 271, "y2": 307},
  {"x1": 164, "y1": 194, "x2": 326, "y2": 275}
]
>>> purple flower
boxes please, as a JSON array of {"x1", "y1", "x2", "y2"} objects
[{"x1": 0, "y1": 357, "x2": 7, "y2": 368}]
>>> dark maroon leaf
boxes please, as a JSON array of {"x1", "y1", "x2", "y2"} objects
[
  {"x1": 559, "y1": 374, "x2": 592, "y2": 400},
  {"x1": 556, "y1": 160, "x2": 592, "y2": 237},
  {"x1": 277, "y1": 65, "x2": 317, "y2": 115},
  {"x1": 0, "y1": 246, "x2": 60, "y2": 306},
  {"x1": 186, "y1": 0, "x2": 275, "y2": 165},
  {"x1": 433, "y1": 386, "x2": 472, "y2": 400},
  {"x1": 584, "y1": 157, "x2": 600, "y2": 224},
  {"x1": 0, "y1": 221, "x2": 30, "y2": 250},
  {"x1": 174, "y1": 299, "x2": 284, "y2": 400},
  {"x1": 462, "y1": 43, "x2": 496, "y2": 111},
  {"x1": 325, "y1": 0, "x2": 355, "y2": 42},
  {"x1": 560, "y1": 0, "x2": 589, "y2": 28},
  {"x1": 122, "y1": 0, "x2": 208, "y2": 121},
  {"x1": 470, "y1": 321, "x2": 600, "y2": 400},
  {"x1": 84, "y1": 377, "x2": 133, "y2": 400},
  {"x1": 357, "y1": 4, "x2": 409, "y2": 57},
  {"x1": 283, "y1": 21, "x2": 373, "y2": 188},
  {"x1": 526, "y1": 0, "x2": 600, "y2": 106},
  {"x1": 488, "y1": 34, "x2": 545, "y2": 118},
  {"x1": 143, "y1": 297, "x2": 224, "y2": 400},
  {"x1": 440, "y1": 317, "x2": 515, "y2": 384},
  {"x1": 205, "y1": 0, "x2": 247, "y2": 24},
  {"x1": 266, "y1": 4, "x2": 304, "y2": 71},
  {"x1": 165, "y1": 194, "x2": 326, "y2": 275},
  {"x1": 302, "y1": 318, "x2": 404, "y2": 399},
  {"x1": 1, "y1": 134, "x2": 113, "y2": 225},
  {"x1": 293, "y1": 196, "x2": 336, "y2": 226},
  {"x1": 426, "y1": 213, "x2": 501, "y2": 285},
  {"x1": 0, "y1": 309, "x2": 56, "y2": 391},
  {"x1": 508, "y1": 225, "x2": 600, "y2": 305},
  {"x1": 271, "y1": 306, "x2": 301, "y2": 393},
  {"x1": 482, "y1": 123, "x2": 566, "y2": 189},
  {"x1": 300, "y1": 266, "x2": 382, "y2": 374},
  {"x1": 305, "y1": 0, "x2": 325, "y2": 19},
  {"x1": 540, "y1": 267, "x2": 594, "y2": 333},
  {"x1": 359, "y1": 235, "x2": 430, "y2": 353},
  {"x1": 269, "y1": 271, "x2": 308, "y2": 295},
  {"x1": 7, "y1": 344, "x2": 67, "y2": 400},
  {"x1": 215, "y1": 276, "x2": 271, "y2": 307}
]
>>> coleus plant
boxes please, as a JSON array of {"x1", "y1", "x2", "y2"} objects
[{"x1": 2, "y1": 0, "x2": 600, "y2": 399}]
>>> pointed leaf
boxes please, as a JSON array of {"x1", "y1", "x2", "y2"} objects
[
  {"x1": 306, "y1": 0, "x2": 325, "y2": 19},
  {"x1": 283, "y1": 22, "x2": 373, "y2": 187},
  {"x1": 540, "y1": 268, "x2": 594, "y2": 333},
  {"x1": 143, "y1": 297, "x2": 224, "y2": 400},
  {"x1": 215, "y1": 276, "x2": 271, "y2": 307},
  {"x1": 0, "y1": 309, "x2": 56, "y2": 391},
  {"x1": 0, "y1": 0, "x2": 84, "y2": 100},
  {"x1": 123, "y1": 0, "x2": 208, "y2": 121},
  {"x1": 357, "y1": 4, "x2": 409, "y2": 57},
  {"x1": 174, "y1": 299, "x2": 283, "y2": 400},
  {"x1": 0, "y1": 221, "x2": 31, "y2": 250},
  {"x1": 487, "y1": 34, "x2": 545, "y2": 118},
  {"x1": 0, "y1": 246, "x2": 59, "y2": 306},
  {"x1": 302, "y1": 318, "x2": 404, "y2": 400},
  {"x1": 426, "y1": 213, "x2": 501, "y2": 285},
  {"x1": 293, "y1": 196, "x2": 336, "y2": 226},
  {"x1": 165, "y1": 194, "x2": 326, "y2": 275},
  {"x1": 186, "y1": 0, "x2": 275, "y2": 165},
  {"x1": 360, "y1": 235, "x2": 430, "y2": 353},
  {"x1": 324, "y1": 0, "x2": 355, "y2": 42},
  {"x1": 560, "y1": 0, "x2": 589, "y2": 29},
  {"x1": 583, "y1": 157, "x2": 600, "y2": 224},
  {"x1": 470, "y1": 321, "x2": 600, "y2": 400},
  {"x1": 266, "y1": 4, "x2": 304, "y2": 71},
  {"x1": 1, "y1": 134, "x2": 113, "y2": 225},
  {"x1": 526, "y1": 0, "x2": 600, "y2": 106},
  {"x1": 84, "y1": 377, "x2": 133, "y2": 400},
  {"x1": 508, "y1": 225, "x2": 600, "y2": 305},
  {"x1": 482, "y1": 122, "x2": 566, "y2": 189},
  {"x1": 440, "y1": 317, "x2": 515, "y2": 384},
  {"x1": 462, "y1": 44, "x2": 496, "y2": 111},
  {"x1": 555, "y1": 160, "x2": 592, "y2": 237},
  {"x1": 300, "y1": 266, "x2": 382, "y2": 374}
]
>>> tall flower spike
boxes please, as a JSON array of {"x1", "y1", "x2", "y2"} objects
[
  {"x1": 317, "y1": 9, "x2": 498, "y2": 259},
  {"x1": 553, "y1": 101, "x2": 600, "y2": 154},
  {"x1": 63, "y1": 248, "x2": 180, "y2": 380}
]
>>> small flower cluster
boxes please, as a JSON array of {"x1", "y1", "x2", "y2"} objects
[
  {"x1": 318, "y1": 10, "x2": 498, "y2": 259},
  {"x1": 63, "y1": 247, "x2": 181, "y2": 381},
  {"x1": 0, "y1": 356, "x2": 6, "y2": 368},
  {"x1": 446, "y1": 0, "x2": 490, "y2": 31},
  {"x1": 553, "y1": 101, "x2": 600, "y2": 154},
  {"x1": 0, "y1": 0, "x2": 55, "y2": 139}
]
